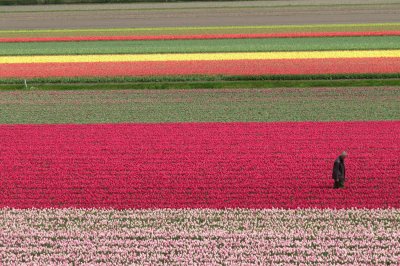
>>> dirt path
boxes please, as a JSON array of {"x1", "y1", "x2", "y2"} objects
[{"x1": 1, "y1": 1, "x2": 399, "y2": 30}]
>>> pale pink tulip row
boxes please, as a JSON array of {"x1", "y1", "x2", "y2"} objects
[{"x1": 1, "y1": 208, "x2": 399, "y2": 265}]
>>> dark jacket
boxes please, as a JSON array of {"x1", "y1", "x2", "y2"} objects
[{"x1": 332, "y1": 156, "x2": 345, "y2": 180}]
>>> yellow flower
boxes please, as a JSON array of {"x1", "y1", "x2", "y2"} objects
[{"x1": 1, "y1": 50, "x2": 400, "y2": 64}]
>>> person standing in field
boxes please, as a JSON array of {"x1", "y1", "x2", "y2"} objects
[{"x1": 332, "y1": 151, "x2": 347, "y2": 189}]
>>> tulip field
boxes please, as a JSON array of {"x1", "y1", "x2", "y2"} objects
[
  {"x1": 1, "y1": 209, "x2": 400, "y2": 265},
  {"x1": 1, "y1": 6, "x2": 400, "y2": 264},
  {"x1": 2, "y1": 23, "x2": 400, "y2": 79},
  {"x1": 1, "y1": 121, "x2": 399, "y2": 209}
]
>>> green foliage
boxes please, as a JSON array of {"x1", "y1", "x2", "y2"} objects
[
  {"x1": 1, "y1": 73, "x2": 400, "y2": 85},
  {"x1": 2, "y1": 37, "x2": 400, "y2": 56},
  {"x1": 0, "y1": 86, "x2": 398, "y2": 124}
]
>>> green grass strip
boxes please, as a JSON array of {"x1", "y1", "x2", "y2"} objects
[
  {"x1": 1, "y1": 23, "x2": 399, "y2": 38},
  {"x1": 0, "y1": 85, "x2": 398, "y2": 124},
  {"x1": 2, "y1": 79, "x2": 400, "y2": 91},
  {"x1": 2, "y1": 73, "x2": 400, "y2": 85},
  {"x1": 2, "y1": 36, "x2": 400, "y2": 55}
]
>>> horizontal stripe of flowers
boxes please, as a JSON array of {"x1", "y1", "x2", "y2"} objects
[
  {"x1": 2, "y1": 23, "x2": 399, "y2": 34},
  {"x1": 1, "y1": 121, "x2": 399, "y2": 209},
  {"x1": 1, "y1": 50, "x2": 400, "y2": 64},
  {"x1": 2, "y1": 31, "x2": 400, "y2": 43},
  {"x1": 1, "y1": 58, "x2": 399, "y2": 78},
  {"x1": 2, "y1": 208, "x2": 400, "y2": 264}
]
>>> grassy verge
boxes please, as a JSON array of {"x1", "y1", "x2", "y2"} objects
[
  {"x1": 0, "y1": 86, "x2": 398, "y2": 124},
  {"x1": 1, "y1": 78, "x2": 400, "y2": 91},
  {"x1": 2, "y1": 36, "x2": 400, "y2": 56},
  {"x1": 1, "y1": 23, "x2": 399, "y2": 38},
  {"x1": 2, "y1": 73, "x2": 400, "y2": 86}
]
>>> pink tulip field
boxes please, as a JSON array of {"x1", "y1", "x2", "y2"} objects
[{"x1": 1, "y1": 208, "x2": 399, "y2": 264}]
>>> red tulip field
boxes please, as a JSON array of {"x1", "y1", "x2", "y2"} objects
[
  {"x1": 1, "y1": 121, "x2": 399, "y2": 209},
  {"x1": 0, "y1": 1, "x2": 400, "y2": 264}
]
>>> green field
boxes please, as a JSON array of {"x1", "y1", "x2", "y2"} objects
[
  {"x1": 2, "y1": 36, "x2": 400, "y2": 55},
  {"x1": 0, "y1": 87, "x2": 398, "y2": 124}
]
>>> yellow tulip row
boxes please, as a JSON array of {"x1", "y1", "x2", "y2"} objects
[{"x1": 1, "y1": 50, "x2": 400, "y2": 64}]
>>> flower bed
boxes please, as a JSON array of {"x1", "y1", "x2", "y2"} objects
[
  {"x1": 1, "y1": 208, "x2": 399, "y2": 264},
  {"x1": 1, "y1": 121, "x2": 399, "y2": 209},
  {"x1": 1, "y1": 58, "x2": 399, "y2": 77}
]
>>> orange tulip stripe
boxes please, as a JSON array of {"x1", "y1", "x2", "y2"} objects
[{"x1": 1, "y1": 58, "x2": 400, "y2": 78}]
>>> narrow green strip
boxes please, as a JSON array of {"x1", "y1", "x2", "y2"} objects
[
  {"x1": 2, "y1": 36, "x2": 400, "y2": 56},
  {"x1": 2, "y1": 73, "x2": 400, "y2": 85},
  {"x1": 2, "y1": 79, "x2": 400, "y2": 91}
]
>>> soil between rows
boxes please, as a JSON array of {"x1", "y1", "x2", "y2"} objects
[{"x1": 1, "y1": 3, "x2": 400, "y2": 30}]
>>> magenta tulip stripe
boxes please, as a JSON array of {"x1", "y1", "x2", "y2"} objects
[
  {"x1": 0, "y1": 121, "x2": 399, "y2": 209},
  {"x1": 1, "y1": 208, "x2": 399, "y2": 265}
]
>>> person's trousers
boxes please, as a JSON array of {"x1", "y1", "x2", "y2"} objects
[{"x1": 334, "y1": 179, "x2": 345, "y2": 189}]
